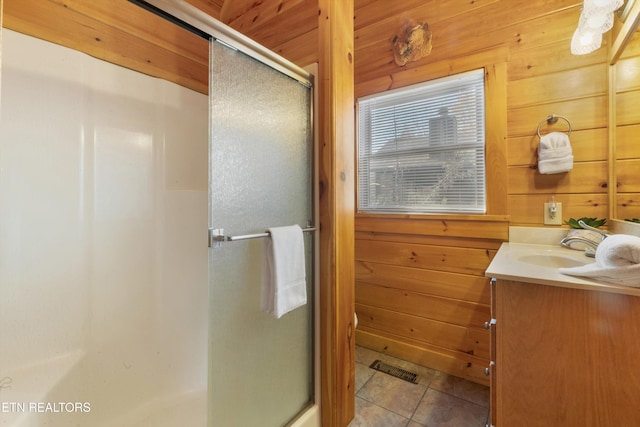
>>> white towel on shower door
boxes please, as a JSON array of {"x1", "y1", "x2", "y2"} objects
[{"x1": 262, "y1": 225, "x2": 307, "y2": 318}]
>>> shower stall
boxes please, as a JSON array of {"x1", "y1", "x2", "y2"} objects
[
  {"x1": 0, "y1": 1, "x2": 318, "y2": 425},
  {"x1": 0, "y1": 27, "x2": 209, "y2": 426}
]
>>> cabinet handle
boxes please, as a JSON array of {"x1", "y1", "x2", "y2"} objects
[
  {"x1": 484, "y1": 318, "x2": 497, "y2": 329},
  {"x1": 484, "y1": 361, "x2": 495, "y2": 376}
]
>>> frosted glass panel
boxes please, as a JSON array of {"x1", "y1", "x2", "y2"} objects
[{"x1": 208, "y1": 41, "x2": 313, "y2": 426}]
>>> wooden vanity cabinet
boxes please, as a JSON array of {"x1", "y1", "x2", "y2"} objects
[{"x1": 492, "y1": 279, "x2": 640, "y2": 427}]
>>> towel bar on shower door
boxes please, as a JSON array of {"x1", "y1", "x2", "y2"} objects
[{"x1": 208, "y1": 226, "x2": 316, "y2": 247}]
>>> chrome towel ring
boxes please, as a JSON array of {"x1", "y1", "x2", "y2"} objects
[{"x1": 537, "y1": 114, "x2": 572, "y2": 138}]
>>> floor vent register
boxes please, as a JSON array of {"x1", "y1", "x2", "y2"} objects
[{"x1": 369, "y1": 359, "x2": 419, "y2": 384}]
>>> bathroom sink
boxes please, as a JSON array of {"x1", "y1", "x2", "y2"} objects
[
  {"x1": 515, "y1": 254, "x2": 591, "y2": 268},
  {"x1": 502, "y1": 243, "x2": 596, "y2": 272},
  {"x1": 486, "y1": 241, "x2": 640, "y2": 296}
]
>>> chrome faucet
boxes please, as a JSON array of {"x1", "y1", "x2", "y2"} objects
[
  {"x1": 560, "y1": 236, "x2": 599, "y2": 250},
  {"x1": 559, "y1": 220, "x2": 608, "y2": 256}
]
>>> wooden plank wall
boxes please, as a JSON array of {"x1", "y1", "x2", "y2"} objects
[
  {"x1": 3, "y1": 0, "x2": 210, "y2": 94},
  {"x1": 355, "y1": 215, "x2": 508, "y2": 385},
  {"x1": 350, "y1": 0, "x2": 632, "y2": 386},
  {"x1": 354, "y1": 0, "x2": 612, "y2": 226},
  {"x1": 2, "y1": 0, "x2": 319, "y2": 93}
]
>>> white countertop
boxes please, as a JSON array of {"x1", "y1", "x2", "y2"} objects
[{"x1": 486, "y1": 242, "x2": 640, "y2": 297}]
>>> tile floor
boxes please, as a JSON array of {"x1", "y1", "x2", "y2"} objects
[{"x1": 349, "y1": 346, "x2": 490, "y2": 427}]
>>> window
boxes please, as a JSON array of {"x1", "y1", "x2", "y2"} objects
[{"x1": 357, "y1": 69, "x2": 486, "y2": 213}]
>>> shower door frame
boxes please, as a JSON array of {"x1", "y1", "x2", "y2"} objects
[{"x1": 128, "y1": 1, "x2": 321, "y2": 426}]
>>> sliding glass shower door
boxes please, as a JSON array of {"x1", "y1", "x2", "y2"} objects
[{"x1": 208, "y1": 41, "x2": 314, "y2": 426}]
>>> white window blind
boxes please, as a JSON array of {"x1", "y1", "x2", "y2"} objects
[{"x1": 357, "y1": 69, "x2": 486, "y2": 213}]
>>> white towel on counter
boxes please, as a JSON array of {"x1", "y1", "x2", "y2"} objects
[
  {"x1": 262, "y1": 225, "x2": 307, "y2": 318},
  {"x1": 559, "y1": 234, "x2": 640, "y2": 287},
  {"x1": 538, "y1": 132, "x2": 574, "y2": 174}
]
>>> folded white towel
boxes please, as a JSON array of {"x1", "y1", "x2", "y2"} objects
[
  {"x1": 538, "y1": 131, "x2": 573, "y2": 174},
  {"x1": 261, "y1": 225, "x2": 307, "y2": 318},
  {"x1": 559, "y1": 234, "x2": 640, "y2": 287}
]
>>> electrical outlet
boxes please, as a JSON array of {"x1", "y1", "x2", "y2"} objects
[{"x1": 543, "y1": 202, "x2": 562, "y2": 225}]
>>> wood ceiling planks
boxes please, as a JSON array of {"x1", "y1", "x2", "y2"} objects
[
  {"x1": 184, "y1": 0, "x2": 223, "y2": 19},
  {"x1": 2, "y1": 0, "x2": 320, "y2": 93},
  {"x1": 3, "y1": 0, "x2": 209, "y2": 93}
]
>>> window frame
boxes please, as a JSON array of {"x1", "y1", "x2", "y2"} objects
[
  {"x1": 356, "y1": 69, "x2": 487, "y2": 214},
  {"x1": 354, "y1": 60, "x2": 508, "y2": 218}
]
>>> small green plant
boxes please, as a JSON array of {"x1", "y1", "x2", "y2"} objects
[
  {"x1": 625, "y1": 218, "x2": 640, "y2": 224},
  {"x1": 564, "y1": 217, "x2": 607, "y2": 229}
]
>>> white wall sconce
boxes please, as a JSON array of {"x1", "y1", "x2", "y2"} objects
[{"x1": 571, "y1": 0, "x2": 625, "y2": 55}]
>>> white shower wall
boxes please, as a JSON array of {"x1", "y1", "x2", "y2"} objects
[{"x1": 0, "y1": 29, "x2": 208, "y2": 426}]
